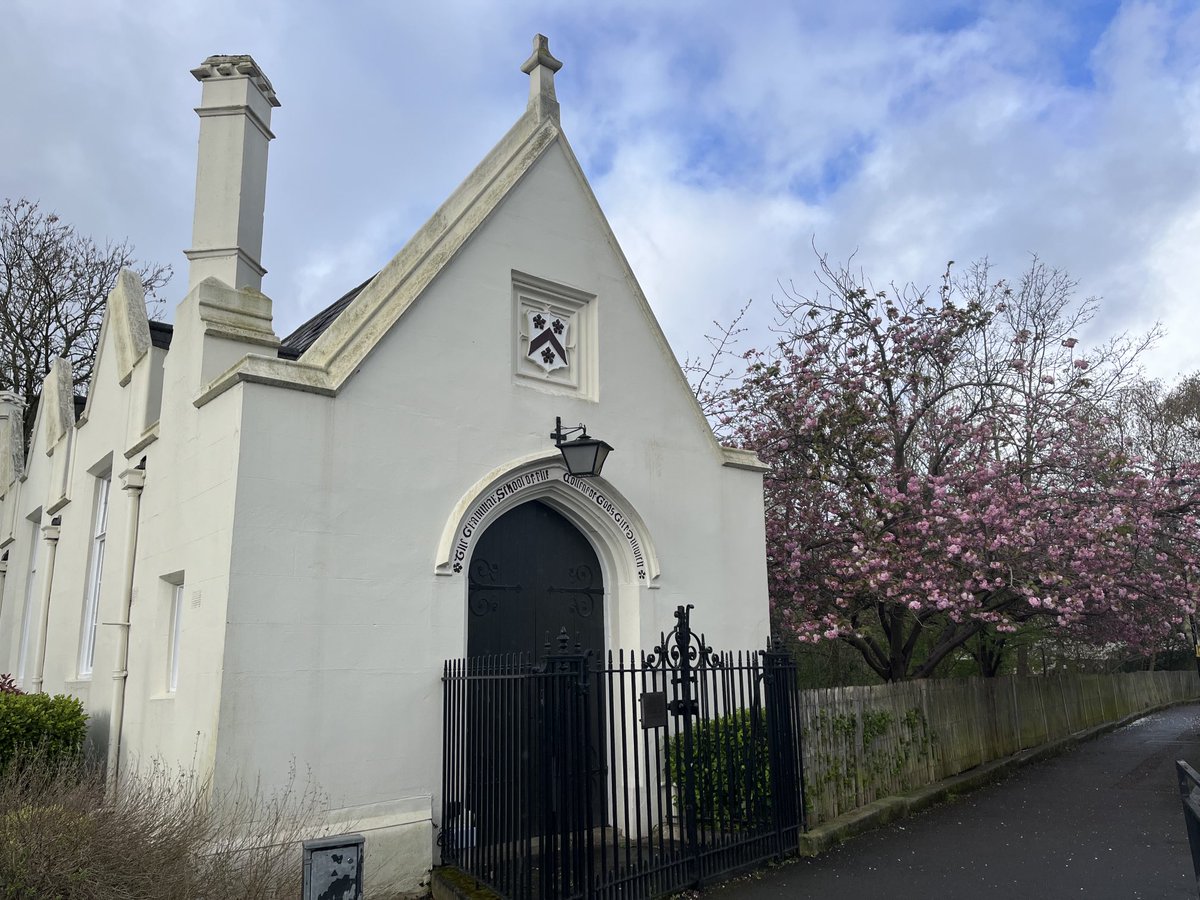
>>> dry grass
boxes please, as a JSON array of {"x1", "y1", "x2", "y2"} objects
[{"x1": 0, "y1": 753, "x2": 329, "y2": 899}]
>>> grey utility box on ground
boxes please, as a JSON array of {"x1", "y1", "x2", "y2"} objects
[{"x1": 303, "y1": 833, "x2": 364, "y2": 900}]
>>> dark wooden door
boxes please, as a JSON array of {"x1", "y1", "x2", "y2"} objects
[
  {"x1": 465, "y1": 500, "x2": 607, "y2": 841},
  {"x1": 467, "y1": 500, "x2": 604, "y2": 661}
]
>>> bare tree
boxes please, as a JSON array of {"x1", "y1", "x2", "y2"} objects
[
  {"x1": 0, "y1": 198, "x2": 171, "y2": 448},
  {"x1": 683, "y1": 299, "x2": 752, "y2": 419},
  {"x1": 1116, "y1": 373, "x2": 1200, "y2": 470}
]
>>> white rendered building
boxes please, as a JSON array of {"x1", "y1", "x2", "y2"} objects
[{"x1": 0, "y1": 39, "x2": 769, "y2": 894}]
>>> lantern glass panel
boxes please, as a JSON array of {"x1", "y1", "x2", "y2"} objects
[{"x1": 559, "y1": 437, "x2": 613, "y2": 477}]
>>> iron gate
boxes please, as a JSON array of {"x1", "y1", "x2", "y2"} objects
[{"x1": 439, "y1": 605, "x2": 806, "y2": 899}]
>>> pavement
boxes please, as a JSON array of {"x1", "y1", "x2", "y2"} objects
[{"x1": 701, "y1": 703, "x2": 1200, "y2": 900}]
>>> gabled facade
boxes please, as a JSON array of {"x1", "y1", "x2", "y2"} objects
[{"x1": 0, "y1": 38, "x2": 770, "y2": 894}]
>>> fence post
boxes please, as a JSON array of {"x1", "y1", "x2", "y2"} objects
[
  {"x1": 439, "y1": 659, "x2": 457, "y2": 866},
  {"x1": 764, "y1": 638, "x2": 803, "y2": 850}
]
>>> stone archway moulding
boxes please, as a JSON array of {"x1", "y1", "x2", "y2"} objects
[{"x1": 434, "y1": 451, "x2": 661, "y2": 586}]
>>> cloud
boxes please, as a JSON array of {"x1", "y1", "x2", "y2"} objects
[
  {"x1": 2, "y1": 0, "x2": 1198, "y2": 382},
  {"x1": 578, "y1": 1, "x2": 1200, "y2": 378}
]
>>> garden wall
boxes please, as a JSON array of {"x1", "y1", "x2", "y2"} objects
[{"x1": 799, "y1": 670, "x2": 1199, "y2": 826}]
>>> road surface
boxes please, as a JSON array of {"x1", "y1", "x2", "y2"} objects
[{"x1": 703, "y1": 703, "x2": 1200, "y2": 899}]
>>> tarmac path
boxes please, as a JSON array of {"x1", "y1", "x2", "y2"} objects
[{"x1": 702, "y1": 703, "x2": 1200, "y2": 899}]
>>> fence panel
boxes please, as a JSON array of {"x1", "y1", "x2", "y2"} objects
[{"x1": 799, "y1": 670, "x2": 1200, "y2": 828}]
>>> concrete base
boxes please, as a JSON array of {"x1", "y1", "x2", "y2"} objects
[
  {"x1": 430, "y1": 866, "x2": 502, "y2": 900},
  {"x1": 317, "y1": 796, "x2": 433, "y2": 897}
]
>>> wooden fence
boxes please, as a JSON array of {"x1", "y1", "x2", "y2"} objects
[{"x1": 799, "y1": 670, "x2": 1200, "y2": 826}]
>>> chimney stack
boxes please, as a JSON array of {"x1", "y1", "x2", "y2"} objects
[{"x1": 185, "y1": 55, "x2": 280, "y2": 293}]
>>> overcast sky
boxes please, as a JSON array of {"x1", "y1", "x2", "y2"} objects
[{"x1": 4, "y1": 0, "x2": 1199, "y2": 380}]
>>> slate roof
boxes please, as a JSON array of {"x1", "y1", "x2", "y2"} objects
[
  {"x1": 193, "y1": 38, "x2": 636, "y2": 406},
  {"x1": 278, "y1": 276, "x2": 375, "y2": 360},
  {"x1": 148, "y1": 320, "x2": 174, "y2": 349},
  {"x1": 140, "y1": 278, "x2": 373, "y2": 363}
]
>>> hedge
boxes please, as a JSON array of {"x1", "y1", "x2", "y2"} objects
[
  {"x1": 665, "y1": 708, "x2": 771, "y2": 826},
  {"x1": 0, "y1": 692, "x2": 87, "y2": 768}
]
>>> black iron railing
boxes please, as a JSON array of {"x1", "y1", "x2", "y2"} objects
[
  {"x1": 1177, "y1": 759, "x2": 1200, "y2": 896},
  {"x1": 439, "y1": 605, "x2": 806, "y2": 899}
]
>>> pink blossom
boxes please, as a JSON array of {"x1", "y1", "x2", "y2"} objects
[{"x1": 712, "y1": 256, "x2": 1200, "y2": 681}]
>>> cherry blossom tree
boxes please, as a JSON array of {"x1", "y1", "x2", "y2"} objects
[{"x1": 706, "y1": 257, "x2": 1200, "y2": 681}]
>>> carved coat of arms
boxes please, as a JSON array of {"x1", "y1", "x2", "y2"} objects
[{"x1": 526, "y1": 310, "x2": 570, "y2": 373}]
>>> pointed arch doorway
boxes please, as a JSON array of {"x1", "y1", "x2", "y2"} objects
[{"x1": 466, "y1": 500, "x2": 605, "y2": 661}]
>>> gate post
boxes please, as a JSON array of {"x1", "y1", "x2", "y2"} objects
[
  {"x1": 664, "y1": 605, "x2": 702, "y2": 881},
  {"x1": 540, "y1": 628, "x2": 593, "y2": 899},
  {"x1": 764, "y1": 638, "x2": 804, "y2": 851}
]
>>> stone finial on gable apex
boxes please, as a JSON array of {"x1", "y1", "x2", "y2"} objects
[{"x1": 521, "y1": 34, "x2": 563, "y2": 122}]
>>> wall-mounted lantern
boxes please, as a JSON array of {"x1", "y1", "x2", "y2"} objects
[{"x1": 551, "y1": 417, "x2": 613, "y2": 477}]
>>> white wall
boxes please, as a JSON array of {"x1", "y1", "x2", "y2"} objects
[
  {"x1": 118, "y1": 286, "x2": 249, "y2": 781},
  {"x1": 0, "y1": 276, "x2": 249, "y2": 788},
  {"x1": 0, "y1": 129, "x2": 770, "y2": 898},
  {"x1": 215, "y1": 137, "x2": 769, "y2": 890},
  {"x1": 0, "y1": 412, "x2": 52, "y2": 686}
]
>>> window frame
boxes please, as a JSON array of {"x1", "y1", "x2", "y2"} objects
[
  {"x1": 167, "y1": 582, "x2": 183, "y2": 693},
  {"x1": 16, "y1": 519, "x2": 41, "y2": 685},
  {"x1": 78, "y1": 475, "x2": 112, "y2": 678}
]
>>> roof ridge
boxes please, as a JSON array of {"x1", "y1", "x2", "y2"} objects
[
  {"x1": 268, "y1": 35, "x2": 567, "y2": 367},
  {"x1": 297, "y1": 106, "x2": 555, "y2": 370}
]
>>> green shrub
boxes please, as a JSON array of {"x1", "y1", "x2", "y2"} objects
[
  {"x1": 0, "y1": 692, "x2": 87, "y2": 768},
  {"x1": 665, "y1": 709, "x2": 771, "y2": 827}
]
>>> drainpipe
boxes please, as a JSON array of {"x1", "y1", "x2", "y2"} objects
[
  {"x1": 0, "y1": 551, "x2": 8, "y2": 624},
  {"x1": 107, "y1": 460, "x2": 145, "y2": 793},
  {"x1": 30, "y1": 515, "x2": 62, "y2": 694}
]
